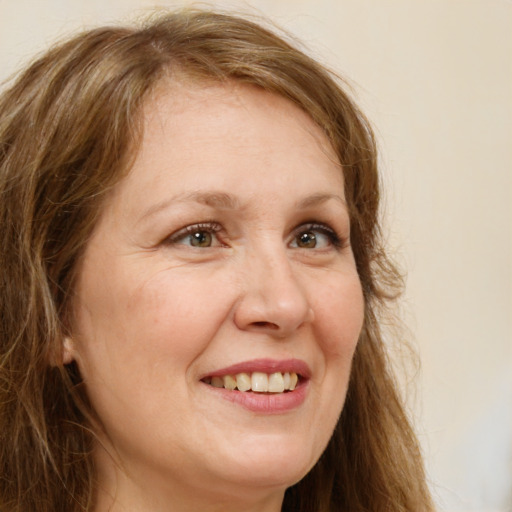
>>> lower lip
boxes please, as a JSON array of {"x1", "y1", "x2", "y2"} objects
[{"x1": 202, "y1": 381, "x2": 309, "y2": 413}]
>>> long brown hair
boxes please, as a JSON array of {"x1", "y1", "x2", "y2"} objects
[{"x1": 0, "y1": 9, "x2": 434, "y2": 511}]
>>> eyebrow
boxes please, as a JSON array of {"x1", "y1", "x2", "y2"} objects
[
  {"x1": 138, "y1": 190, "x2": 346, "y2": 223},
  {"x1": 296, "y1": 192, "x2": 347, "y2": 209},
  {"x1": 138, "y1": 191, "x2": 241, "y2": 223}
]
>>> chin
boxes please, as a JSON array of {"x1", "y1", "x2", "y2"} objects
[{"x1": 214, "y1": 436, "x2": 319, "y2": 490}]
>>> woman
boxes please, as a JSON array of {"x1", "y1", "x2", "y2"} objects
[{"x1": 0, "y1": 9, "x2": 434, "y2": 512}]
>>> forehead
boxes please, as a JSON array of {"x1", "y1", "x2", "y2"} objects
[
  {"x1": 147, "y1": 80, "x2": 334, "y2": 148},
  {"x1": 102, "y1": 80, "x2": 345, "y2": 222},
  {"x1": 145, "y1": 81, "x2": 339, "y2": 171}
]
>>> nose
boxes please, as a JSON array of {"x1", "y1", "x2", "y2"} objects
[{"x1": 233, "y1": 248, "x2": 314, "y2": 337}]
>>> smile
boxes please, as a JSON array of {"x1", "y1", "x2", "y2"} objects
[
  {"x1": 202, "y1": 371, "x2": 300, "y2": 393},
  {"x1": 200, "y1": 359, "x2": 310, "y2": 413}
]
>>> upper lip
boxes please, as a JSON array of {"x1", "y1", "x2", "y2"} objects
[{"x1": 201, "y1": 358, "x2": 311, "y2": 380}]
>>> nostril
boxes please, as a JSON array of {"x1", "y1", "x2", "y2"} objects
[{"x1": 252, "y1": 321, "x2": 279, "y2": 330}]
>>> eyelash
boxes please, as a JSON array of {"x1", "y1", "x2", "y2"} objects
[
  {"x1": 166, "y1": 222, "x2": 224, "y2": 246},
  {"x1": 297, "y1": 223, "x2": 343, "y2": 249},
  {"x1": 164, "y1": 221, "x2": 345, "y2": 249}
]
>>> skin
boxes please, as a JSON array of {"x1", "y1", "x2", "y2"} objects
[{"x1": 66, "y1": 81, "x2": 365, "y2": 512}]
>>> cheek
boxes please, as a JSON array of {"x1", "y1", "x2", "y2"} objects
[
  {"x1": 126, "y1": 268, "x2": 234, "y2": 356},
  {"x1": 299, "y1": 272, "x2": 363, "y2": 463},
  {"x1": 312, "y1": 273, "x2": 364, "y2": 358},
  {"x1": 71, "y1": 264, "x2": 237, "y2": 447},
  {"x1": 74, "y1": 263, "x2": 234, "y2": 380}
]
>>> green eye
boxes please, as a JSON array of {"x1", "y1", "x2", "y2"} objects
[
  {"x1": 290, "y1": 223, "x2": 341, "y2": 250},
  {"x1": 189, "y1": 231, "x2": 213, "y2": 247},
  {"x1": 166, "y1": 222, "x2": 222, "y2": 248}
]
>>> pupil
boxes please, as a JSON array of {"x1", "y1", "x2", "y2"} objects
[
  {"x1": 191, "y1": 231, "x2": 211, "y2": 247},
  {"x1": 299, "y1": 231, "x2": 316, "y2": 248}
]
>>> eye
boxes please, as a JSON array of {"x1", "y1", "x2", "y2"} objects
[
  {"x1": 188, "y1": 230, "x2": 213, "y2": 248},
  {"x1": 290, "y1": 223, "x2": 341, "y2": 250},
  {"x1": 166, "y1": 222, "x2": 223, "y2": 248}
]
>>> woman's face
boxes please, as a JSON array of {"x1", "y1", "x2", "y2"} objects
[{"x1": 68, "y1": 82, "x2": 364, "y2": 509}]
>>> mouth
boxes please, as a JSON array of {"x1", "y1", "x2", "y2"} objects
[
  {"x1": 200, "y1": 358, "x2": 310, "y2": 394},
  {"x1": 201, "y1": 371, "x2": 301, "y2": 393},
  {"x1": 199, "y1": 359, "x2": 310, "y2": 413}
]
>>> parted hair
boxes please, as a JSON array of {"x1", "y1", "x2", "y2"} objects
[{"x1": 0, "y1": 9, "x2": 434, "y2": 512}]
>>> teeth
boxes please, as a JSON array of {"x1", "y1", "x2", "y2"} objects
[
  {"x1": 206, "y1": 371, "x2": 300, "y2": 393},
  {"x1": 223, "y1": 375, "x2": 237, "y2": 390},
  {"x1": 236, "y1": 373, "x2": 251, "y2": 392},
  {"x1": 211, "y1": 376, "x2": 224, "y2": 388},
  {"x1": 251, "y1": 372, "x2": 268, "y2": 392},
  {"x1": 289, "y1": 372, "x2": 298, "y2": 391},
  {"x1": 268, "y1": 372, "x2": 285, "y2": 393}
]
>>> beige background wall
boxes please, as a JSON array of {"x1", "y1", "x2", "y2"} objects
[{"x1": 1, "y1": 1, "x2": 510, "y2": 511}]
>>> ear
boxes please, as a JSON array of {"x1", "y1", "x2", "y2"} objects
[{"x1": 61, "y1": 336, "x2": 76, "y2": 365}]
